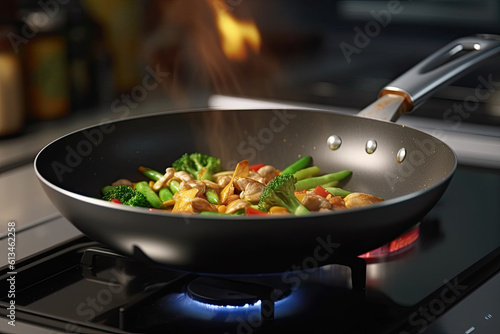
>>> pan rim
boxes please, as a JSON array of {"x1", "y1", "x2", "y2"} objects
[{"x1": 34, "y1": 108, "x2": 458, "y2": 221}]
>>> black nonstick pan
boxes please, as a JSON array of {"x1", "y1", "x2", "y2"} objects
[{"x1": 35, "y1": 35, "x2": 500, "y2": 274}]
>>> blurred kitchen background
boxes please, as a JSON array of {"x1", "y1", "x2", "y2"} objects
[{"x1": 1, "y1": 0, "x2": 500, "y2": 171}]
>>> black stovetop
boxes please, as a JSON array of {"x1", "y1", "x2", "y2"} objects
[{"x1": 1, "y1": 165, "x2": 500, "y2": 334}]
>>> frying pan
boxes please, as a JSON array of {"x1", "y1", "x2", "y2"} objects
[{"x1": 35, "y1": 35, "x2": 500, "y2": 275}]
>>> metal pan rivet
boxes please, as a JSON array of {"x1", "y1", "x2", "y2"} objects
[
  {"x1": 327, "y1": 135, "x2": 342, "y2": 150},
  {"x1": 365, "y1": 139, "x2": 377, "y2": 154},
  {"x1": 397, "y1": 148, "x2": 407, "y2": 163}
]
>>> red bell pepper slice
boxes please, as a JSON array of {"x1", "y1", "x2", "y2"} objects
[
  {"x1": 110, "y1": 198, "x2": 122, "y2": 204},
  {"x1": 246, "y1": 206, "x2": 268, "y2": 216},
  {"x1": 314, "y1": 185, "x2": 330, "y2": 198},
  {"x1": 248, "y1": 164, "x2": 265, "y2": 172}
]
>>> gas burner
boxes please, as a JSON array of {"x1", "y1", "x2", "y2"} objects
[
  {"x1": 186, "y1": 276, "x2": 290, "y2": 308},
  {"x1": 185, "y1": 276, "x2": 292, "y2": 322}
]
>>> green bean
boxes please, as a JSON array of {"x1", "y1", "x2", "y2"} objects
[
  {"x1": 199, "y1": 209, "x2": 245, "y2": 216},
  {"x1": 138, "y1": 166, "x2": 163, "y2": 181},
  {"x1": 101, "y1": 185, "x2": 114, "y2": 195},
  {"x1": 169, "y1": 180, "x2": 181, "y2": 194},
  {"x1": 293, "y1": 166, "x2": 321, "y2": 181},
  {"x1": 232, "y1": 209, "x2": 246, "y2": 215},
  {"x1": 199, "y1": 211, "x2": 232, "y2": 216},
  {"x1": 295, "y1": 170, "x2": 352, "y2": 191},
  {"x1": 206, "y1": 188, "x2": 219, "y2": 205},
  {"x1": 159, "y1": 187, "x2": 174, "y2": 201},
  {"x1": 281, "y1": 155, "x2": 312, "y2": 175},
  {"x1": 135, "y1": 181, "x2": 163, "y2": 208},
  {"x1": 319, "y1": 181, "x2": 339, "y2": 188},
  {"x1": 324, "y1": 187, "x2": 351, "y2": 197}
]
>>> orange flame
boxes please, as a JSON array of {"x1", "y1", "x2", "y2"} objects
[{"x1": 208, "y1": 0, "x2": 261, "y2": 61}]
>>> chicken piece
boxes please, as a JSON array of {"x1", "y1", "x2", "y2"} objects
[
  {"x1": 257, "y1": 165, "x2": 280, "y2": 184},
  {"x1": 174, "y1": 171, "x2": 194, "y2": 182},
  {"x1": 234, "y1": 177, "x2": 265, "y2": 204},
  {"x1": 225, "y1": 199, "x2": 250, "y2": 214},
  {"x1": 216, "y1": 175, "x2": 232, "y2": 188},
  {"x1": 327, "y1": 195, "x2": 347, "y2": 210},
  {"x1": 191, "y1": 197, "x2": 218, "y2": 212},
  {"x1": 343, "y1": 193, "x2": 383, "y2": 209},
  {"x1": 226, "y1": 194, "x2": 240, "y2": 204},
  {"x1": 247, "y1": 171, "x2": 266, "y2": 184},
  {"x1": 180, "y1": 180, "x2": 206, "y2": 195},
  {"x1": 302, "y1": 191, "x2": 332, "y2": 211}
]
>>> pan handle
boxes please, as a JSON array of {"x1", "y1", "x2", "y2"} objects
[{"x1": 358, "y1": 34, "x2": 500, "y2": 122}]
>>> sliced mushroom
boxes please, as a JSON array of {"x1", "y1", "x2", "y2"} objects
[
  {"x1": 201, "y1": 180, "x2": 223, "y2": 191},
  {"x1": 302, "y1": 191, "x2": 332, "y2": 211},
  {"x1": 225, "y1": 199, "x2": 250, "y2": 214},
  {"x1": 234, "y1": 177, "x2": 265, "y2": 204},
  {"x1": 174, "y1": 171, "x2": 194, "y2": 182},
  {"x1": 191, "y1": 197, "x2": 218, "y2": 212},
  {"x1": 153, "y1": 167, "x2": 175, "y2": 191},
  {"x1": 111, "y1": 179, "x2": 133, "y2": 187},
  {"x1": 343, "y1": 193, "x2": 383, "y2": 209}
]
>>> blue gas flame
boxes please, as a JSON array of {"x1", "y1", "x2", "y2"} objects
[{"x1": 160, "y1": 289, "x2": 304, "y2": 321}]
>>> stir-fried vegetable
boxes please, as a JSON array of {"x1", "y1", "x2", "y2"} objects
[
  {"x1": 220, "y1": 160, "x2": 249, "y2": 205},
  {"x1": 138, "y1": 166, "x2": 163, "y2": 181},
  {"x1": 294, "y1": 170, "x2": 352, "y2": 191},
  {"x1": 135, "y1": 181, "x2": 163, "y2": 209},
  {"x1": 99, "y1": 152, "x2": 383, "y2": 216},
  {"x1": 293, "y1": 166, "x2": 321, "y2": 181},
  {"x1": 102, "y1": 185, "x2": 150, "y2": 208},
  {"x1": 159, "y1": 187, "x2": 174, "y2": 201},
  {"x1": 258, "y1": 174, "x2": 310, "y2": 216},
  {"x1": 324, "y1": 187, "x2": 351, "y2": 197},
  {"x1": 169, "y1": 180, "x2": 181, "y2": 194},
  {"x1": 281, "y1": 155, "x2": 312, "y2": 175},
  {"x1": 172, "y1": 153, "x2": 221, "y2": 181},
  {"x1": 206, "y1": 188, "x2": 219, "y2": 205}
]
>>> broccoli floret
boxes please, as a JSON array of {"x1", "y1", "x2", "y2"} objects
[
  {"x1": 102, "y1": 185, "x2": 150, "y2": 208},
  {"x1": 124, "y1": 191, "x2": 150, "y2": 207},
  {"x1": 258, "y1": 174, "x2": 310, "y2": 215},
  {"x1": 172, "y1": 152, "x2": 222, "y2": 181}
]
